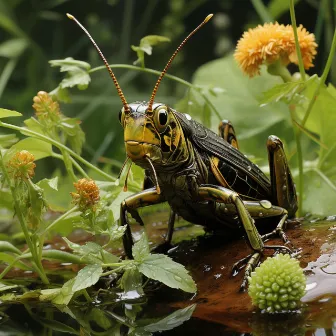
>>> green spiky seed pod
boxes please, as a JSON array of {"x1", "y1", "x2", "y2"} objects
[{"x1": 248, "y1": 254, "x2": 306, "y2": 313}]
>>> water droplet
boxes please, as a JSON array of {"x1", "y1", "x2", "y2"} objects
[
  {"x1": 214, "y1": 273, "x2": 222, "y2": 279},
  {"x1": 203, "y1": 264, "x2": 212, "y2": 272},
  {"x1": 185, "y1": 113, "x2": 192, "y2": 120},
  {"x1": 224, "y1": 207, "x2": 228, "y2": 212},
  {"x1": 259, "y1": 212, "x2": 264, "y2": 217},
  {"x1": 260, "y1": 200, "x2": 272, "y2": 209},
  {"x1": 247, "y1": 165, "x2": 252, "y2": 171},
  {"x1": 220, "y1": 265, "x2": 225, "y2": 270},
  {"x1": 174, "y1": 275, "x2": 182, "y2": 282},
  {"x1": 282, "y1": 185, "x2": 287, "y2": 191}
]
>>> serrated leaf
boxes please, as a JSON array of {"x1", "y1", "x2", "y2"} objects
[
  {"x1": 49, "y1": 58, "x2": 91, "y2": 71},
  {"x1": 72, "y1": 264, "x2": 103, "y2": 292},
  {"x1": 60, "y1": 68, "x2": 91, "y2": 89},
  {"x1": 0, "y1": 108, "x2": 22, "y2": 118},
  {"x1": 142, "y1": 304, "x2": 196, "y2": 332},
  {"x1": 11, "y1": 138, "x2": 53, "y2": 160},
  {"x1": 259, "y1": 81, "x2": 304, "y2": 106},
  {"x1": 138, "y1": 254, "x2": 196, "y2": 293},
  {"x1": 132, "y1": 233, "x2": 150, "y2": 262},
  {"x1": 63, "y1": 238, "x2": 102, "y2": 256}
]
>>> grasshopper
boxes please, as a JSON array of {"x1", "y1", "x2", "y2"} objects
[{"x1": 68, "y1": 14, "x2": 298, "y2": 288}]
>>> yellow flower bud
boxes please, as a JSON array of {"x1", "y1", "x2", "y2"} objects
[
  {"x1": 7, "y1": 150, "x2": 36, "y2": 180},
  {"x1": 71, "y1": 178, "x2": 100, "y2": 211}
]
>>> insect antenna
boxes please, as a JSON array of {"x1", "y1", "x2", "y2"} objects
[
  {"x1": 147, "y1": 14, "x2": 213, "y2": 113},
  {"x1": 145, "y1": 156, "x2": 161, "y2": 194},
  {"x1": 66, "y1": 13, "x2": 130, "y2": 112}
]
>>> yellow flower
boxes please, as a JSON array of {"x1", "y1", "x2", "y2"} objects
[
  {"x1": 7, "y1": 150, "x2": 36, "y2": 180},
  {"x1": 32, "y1": 91, "x2": 61, "y2": 121},
  {"x1": 71, "y1": 178, "x2": 100, "y2": 210},
  {"x1": 234, "y1": 22, "x2": 317, "y2": 77}
]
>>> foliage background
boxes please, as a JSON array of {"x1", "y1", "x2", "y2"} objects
[{"x1": 0, "y1": 0, "x2": 335, "y2": 214}]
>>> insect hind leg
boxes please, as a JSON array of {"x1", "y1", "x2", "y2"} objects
[
  {"x1": 267, "y1": 135, "x2": 298, "y2": 218},
  {"x1": 218, "y1": 120, "x2": 239, "y2": 149}
]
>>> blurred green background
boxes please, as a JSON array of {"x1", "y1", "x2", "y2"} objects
[{"x1": 0, "y1": 0, "x2": 334, "y2": 172}]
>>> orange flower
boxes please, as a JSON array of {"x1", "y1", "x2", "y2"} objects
[
  {"x1": 234, "y1": 22, "x2": 317, "y2": 77},
  {"x1": 71, "y1": 178, "x2": 100, "y2": 210},
  {"x1": 7, "y1": 150, "x2": 36, "y2": 180},
  {"x1": 32, "y1": 91, "x2": 61, "y2": 122}
]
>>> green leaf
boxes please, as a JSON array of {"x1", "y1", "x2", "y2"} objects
[
  {"x1": 0, "y1": 108, "x2": 22, "y2": 118},
  {"x1": 0, "y1": 241, "x2": 22, "y2": 254},
  {"x1": 0, "y1": 253, "x2": 31, "y2": 271},
  {"x1": 37, "y1": 176, "x2": 58, "y2": 191},
  {"x1": 26, "y1": 181, "x2": 47, "y2": 230},
  {"x1": 268, "y1": 0, "x2": 301, "y2": 19},
  {"x1": 60, "y1": 117, "x2": 85, "y2": 154},
  {"x1": 0, "y1": 133, "x2": 17, "y2": 148},
  {"x1": 0, "y1": 38, "x2": 27, "y2": 58},
  {"x1": 132, "y1": 232, "x2": 150, "y2": 262},
  {"x1": 52, "y1": 278, "x2": 76, "y2": 305},
  {"x1": 132, "y1": 35, "x2": 170, "y2": 67},
  {"x1": 50, "y1": 57, "x2": 91, "y2": 91},
  {"x1": 61, "y1": 68, "x2": 91, "y2": 89},
  {"x1": 259, "y1": 81, "x2": 304, "y2": 106},
  {"x1": 11, "y1": 138, "x2": 53, "y2": 160},
  {"x1": 108, "y1": 188, "x2": 133, "y2": 222},
  {"x1": 49, "y1": 58, "x2": 91, "y2": 71},
  {"x1": 138, "y1": 254, "x2": 196, "y2": 293},
  {"x1": 0, "y1": 282, "x2": 19, "y2": 292},
  {"x1": 142, "y1": 304, "x2": 196, "y2": 332},
  {"x1": 72, "y1": 264, "x2": 103, "y2": 292},
  {"x1": 120, "y1": 266, "x2": 144, "y2": 298}
]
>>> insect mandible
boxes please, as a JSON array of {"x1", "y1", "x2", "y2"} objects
[{"x1": 67, "y1": 13, "x2": 298, "y2": 289}]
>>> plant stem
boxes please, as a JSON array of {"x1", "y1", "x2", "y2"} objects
[
  {"x1": 291, "y1": 110, "x2": 304, "y2": 216},
  {"x1": 289, "y1": 0, "x2": 306, "y2": 80},
  {"x1": 0, "y1": 121, "x2": 115, "y2": 182},
  {"x1": 52, "y1": 152, "x2": 89, "y2": 178},
  {"x1": 43, "y1": 206, "x2": 79, "y2": 233},
  {"x1": 0, "y1": 154, "x2": 49, "y2": 284},
  {"x1": 251, "y1": 0, "x2": 273, "y2": 22}
]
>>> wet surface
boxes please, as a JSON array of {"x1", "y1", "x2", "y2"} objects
[
  {"x1": 0, "y1": 207, "x2": 336, "y2": 335},
  {"x1": 141, "y1": 210, "x2": 336, "y2": 335}
]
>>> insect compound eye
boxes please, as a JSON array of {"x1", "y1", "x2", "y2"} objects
[
  {"x1": 154, "y1": 107, "x2": 169, "y2": 133},
  {"x1": 119, "y1": 107, "x2": 125, "y2": 126}
]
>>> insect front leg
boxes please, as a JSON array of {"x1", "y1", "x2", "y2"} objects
[
  {"x1": 120, "y1": 187, "x2": 165, "y2": 258},
  {"x1": 143, "y1": 170, "x2": 176, "y2": 245}
]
